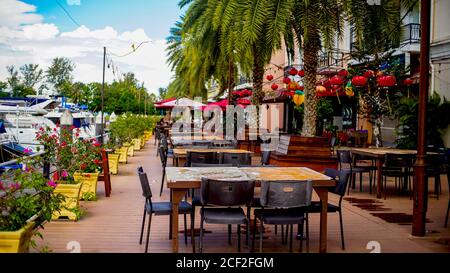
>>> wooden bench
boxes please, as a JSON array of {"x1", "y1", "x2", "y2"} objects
[{"x1": 98, "y1": 149, "x2": 112, "y2": 197}]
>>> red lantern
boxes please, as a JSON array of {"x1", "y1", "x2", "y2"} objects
[
  {"x1": 283, "y1": 77, "x2": 291, "y2": 84},
  {"x1": 271, "y1": 83, "x2": 279, "y2": 91},
  {"x1": 287, "y1": 82, "x2": 300, "y2": 91},
  {"x1": 232, "y1": 91, "x2": 240, "y2": 96},
  {"x1": 351, "y1": 76, "x2": 368, "y2": 87},
  {"x1": 363, "y1": 70, "x2": 375, "y2": 78},
  {"x1": 237, "y1": 98, "x2": 251, "y2": 105},
  {"x1": 329, "y1": 75, "x2": 344, "y2": 86},
  {"x1": 403, "y1": 78, "x2": 414, "y2": 86},
  {"x1": 298, "y1": 85, "x2": 304, "y2": 91},
  {"x1": 377, "y1": 75, "x2": 396, "y2": 87},
  {"x1": 289, "y1": 67, "x2": 298, "y2": 76},
  {"x1": 338, "y1": 69, "x2": 349, "y2": 77},
  {"x1": 266, "y1": 75, "x2": 274, "y2": 81},
  {"x1": 316, "y1": 85, "x2": 326, "y2": 93},
  {"x1": 298, "y1": 69, "x2": 305, "y2": 77}
]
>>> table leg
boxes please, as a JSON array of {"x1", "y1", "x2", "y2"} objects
[
  {"x1": 376, "y1": 159, "x2": 383, "y2": 199},
  {"x1": 171, "y1": 188, "x2": 188, "y2": 253},
  {"x1": 314, "y1": 188, "x2": 328, "y2": 253}
]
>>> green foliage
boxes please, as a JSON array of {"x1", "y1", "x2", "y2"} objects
[
  {"x1": 317, "y1": 98, "x2": 334, "y2": 121},
  {"x1": 82, "y1": 192, "x2": 96, "y2": 201},
  {"x1": 45, "y1": 57, "x2": 75, "y2": 95},
  {"x1": 109, "y1": 114, "x2": 160, "y2": 147},
  {"x1": 0, "y1": 166, "x2": 64, "y2": 231},
  {"x1": 394, "y1": 93, "x2": 450, "y2": 149}
]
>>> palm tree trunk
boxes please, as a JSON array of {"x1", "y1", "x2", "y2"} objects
[
  {"x1": 252, "y1": 50, "x2": 265, "y2": 106},
  {"x1": 227, "y1": 59, "x2": 235, "y2": 105},
  {"x1": 301, "y1": 31, "x2": 320, "y2": 137}
]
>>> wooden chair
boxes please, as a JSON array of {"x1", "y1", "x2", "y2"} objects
[{"x1": 97, "y1": 149, "x2": 112, "y2": 197}]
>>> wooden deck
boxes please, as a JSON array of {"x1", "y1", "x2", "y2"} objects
[{"x1": 35, "y1": 139, "x2": 450, "y2": 253}]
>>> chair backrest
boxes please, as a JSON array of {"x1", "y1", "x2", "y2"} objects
[
  {"x1": 137, "y1": 167, "x2": 152, "y2": 199},
  {"x1": 220, "y1": 153, "x2": 251, "y2": 166},
  {"x1": 191, "y1": 163, "x2": 233, "y2": 167},
  {"x1": 384, "y1": 153, "x2": 415, "y2": 168},
  {"x1": 200, "y1": 178, "x2": 255, "y2": 207},
  {"x1": 186, "y1": 151, "x2": 217, "y2": 166},
  {"x1": 261, "y1": 150, "x2": 271, "y2": 166},
  {"x1": 337, "y1": 150, "x2": 352, "y2": 164},
  {"x1": 260, "y1": 180, "x2": 313, "y2": 209},
  {"x1": 324, "y1": 168, "x2": 350, "y2": 197},
  {"x1": 159, "y1": 146, "x2": 167, "y2": 166}
]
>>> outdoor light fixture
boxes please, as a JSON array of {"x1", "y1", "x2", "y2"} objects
[{"x1": 61, "y1": 109, "x2": 73, "y2": 126}]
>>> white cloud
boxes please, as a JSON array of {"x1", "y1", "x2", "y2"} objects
[
  {"x1": 67, "y1": 0, "x2": 81, "y2": 5},
  {"x1": 0, "y1": 24, "x2": 172, "y2": 94},
  {"x1": 0, "y1": 0, "x2": 43, "y2": 28}
]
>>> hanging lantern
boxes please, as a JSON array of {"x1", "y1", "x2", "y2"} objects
[
  {"x1": 345, "y1": 82, "x2": 354, "y2": 97},
  {"x1": 329, "y1": 75, "x2": 344, "y2": 86},
  {"x1": 283, "y1": 77, "x2": 291, "y2": 84},
  {"x1": 298, "y1": 85, "x2": 304, "y2": 91},
  {"x1": 316, "y1": 85, "x2": 326, "y2": 93},
  {"x1": 376, "y1": 70, "x2": 384, "y2": 77},
  {"x1": 351, "y1": 75, "x2": 368, "y2": 87},
  {"x1": 403, "y1": 78, "x2": 414, "y2": 86},
  {"x1": 287, "y1": 81, "x2": 300, "y2": 91},
  {"x1": 363, "y1": 70, "x2": 375, "y2": 78},
  {"x1": 377, "y1": 75, "x2": 396, "y2": 87},
  {"x1": 271, "y1": 83, "x2": 279, "y2": 91},
  {"x1": 293, "y1": 90, "x2": 305, "y2": 106},
  {"x1": 298, "y1": 69, "x2": 305, "y2": 77},
  {"x1": 237, "y1": 98, "x2": 251, "y2": 105},
  {"x1": 266, "y1": 75, "x2": 274, "y2": 81},
  {"x1": 289, "y1": 67, "x2": 298, "y2": 76},
  {"x1": 338, "y1": 69, "x2": 349, "y2": 78}
]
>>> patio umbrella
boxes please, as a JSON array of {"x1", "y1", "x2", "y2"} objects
[{"x1": 157, "y1": 98, "x2": 205, "y2": 108}]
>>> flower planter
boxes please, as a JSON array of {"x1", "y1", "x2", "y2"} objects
[
  {"x1": 74, "y1": 172, "x2": 99, "y2": 201},
  {"x1": 52, "y1": 183, "x2": 82, "y2": 221},
  {"x1": 0, "y1": 222, "x2": 35, "y2": 253},
  {"x1": 127, "y1": 145, "x2": 134, "y2": 157},
  {"x1": 115, "y1": 147, "x2": 128, "y2": 163},
  {"x1": 144, "y1": 131, "x2": 152, "y2": 141},
  {"x1": 140, "y1": 136, "x2": 146, "y2": 149},
  {"x1": 108, "y1": 153, "x2": 120, "y2": 175},
  {"x1": 132, "y1": 138, "x2": 141, "y2": 151}
]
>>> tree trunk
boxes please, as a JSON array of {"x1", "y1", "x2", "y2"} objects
[
  {"x1": 252, "y1": 50, "x2": 265, "y2": 106},
  {"x1": 301, "y1": 32, "x2": 321, "y2": 137},
  {"x1": 227, "y1": 59, "x2": 235, "y2": 105}
]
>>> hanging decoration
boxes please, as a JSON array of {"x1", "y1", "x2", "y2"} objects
[
  {"x1": 266, "y1": 75, "x2": 274, "y2": 81},
  {"x1": 287, "y1": 81, "x2": 301, "y2": 91},
  {"x1": 329, "y1": 75, "x2": 344, "y2": 86},
  {"x1": 338, "y1": 69, "x2": 349, "y2": 78},
  {"x1": 363, "y1": 70, "x2": 375, "y2": 78},
  {"x1": 403, "y1": 78, "x2": 413, "y2": 86},
  {"x1": 377, "y1": 75, "x2": 396, "y2": 87},
  {"x1": 293, "y1": 90, "x2": 305, "y2": 106},
  {"x1": 283, "y1": 77, "x2": 291, "y2": 84},
  {"x1": 298, "y1": 69, "x2": 305, "y2": 77},
  {"x1": 271, "y1": 83, "x2": 279, "y2": 91},
  {"x1": 345, "y1": 82, "x2": 354, "y2": 97},
  {"x1": 289, "y1": 67, "x2": 298, "y2": 76},
  {"x1": 316, "y1": 85, "x2": 326, "y2": 93},
  {"x1": 351, "y1": 75, "x2": 368, "y2": 87}
]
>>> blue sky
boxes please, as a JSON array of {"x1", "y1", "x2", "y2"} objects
[
  {"x1": 22, "y1": 0, "x2": 184, "y2": 39},
  {"x1": 0, "y1": 0, "x2": 187, "y2": 93}
]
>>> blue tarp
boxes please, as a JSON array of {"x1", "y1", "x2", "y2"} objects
[{"x1": 0, "y1": 121, "x2": 6, "y2": 134}]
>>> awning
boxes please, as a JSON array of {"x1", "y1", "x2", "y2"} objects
[{"x1": 156, "y1": 98, "x2": 206, "y2": 109}]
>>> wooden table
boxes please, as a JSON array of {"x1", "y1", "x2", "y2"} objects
[
  {"x1": 350, "y1": 148, "x2": 417, "y2": 199},
  {"x1": 166, "y1": 167, "x2": 334, "y2": 253},
  {"x1": 172, "y1": 148, "x2": 253, "y2": 166}
]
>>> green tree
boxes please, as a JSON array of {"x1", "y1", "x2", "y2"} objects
[
  {"x1": 20, "y1": 64, "x2": 44, "y2": 89},
  {"x1": 46, "y1": 57, "x2": 75, "y2": 96}
]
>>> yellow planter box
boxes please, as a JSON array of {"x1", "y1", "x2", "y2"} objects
[
  {"x1": 144, "y1": 131, "x2": 152, "y2": 141},
  {"x1": 115, "y1": 147, "x2": 128, "y2": 163},
  {"x1": 74, "y1": 172, "x2": 99, "y2": 201},
  {"x1": 133, "y1": 138, "x2": 141, "y2": 151},
  {"x1": 140, "y1": 136, "x2": 146, "y2": 149},
  {"x1": 108, "y1": 153, "x2": 120, "y2": 175},
  {"x1": 52, "y1": 183, "x2": 82, "y2": 221},
  {"x1": 0, "y1": 222, "x2": 35, "y2": 253},
  {"x1": 127, "y1": 145, "x2": 134, "y2": 157}
]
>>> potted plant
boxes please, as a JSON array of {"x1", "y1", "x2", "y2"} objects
[
  {"x1": 0, "y1": 163, "x2": 63, "y2": 252},
  {"x1": 73, "y1": 139, "x2": 103, "y2": 201}
]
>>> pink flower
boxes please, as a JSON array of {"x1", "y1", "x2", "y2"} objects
[
  {"x1": 10, "y1": 183, "x2": 21, "y2": 190},
  {"x1": 53, "y1": 128, "x2": 57, "y2": 132},
  {"x1": 93, "y1": 141, "x2": 101, "y2": 147},
  {"x1": 47, "y1": 180, "x2": 57, "y2": 188},
  {"x1": 61, "y1": 170, "x2": 68, "y2": 178},
  {"x1": 71, "y1": 147, "x2": 78, "y2": 153},
  {"x1": 24, "y1": 147, "x2": 32, "y2": 154}
]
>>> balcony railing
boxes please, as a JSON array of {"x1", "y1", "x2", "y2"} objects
[
  {"x1": 318, "y1": 50, "x2": 347, "y2": 69},
  {"x1": 401, "y1": 23, "x2": 421, "y2": 44}
]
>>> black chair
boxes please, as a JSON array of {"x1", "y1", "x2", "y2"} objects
[
  {"x1": 137, "y1": 167, "x2": 193, "y2": 253},
  {"x1": 382, "y1": 153, "x2": 415, "y2": 200},
  {"x1": 198, "y1": 178, "x2": 255, "y2": 253},
  {"x1": 220, "y1": 152, "x2": 251, "y2": 166},
  {"x1": 159, "y1": 146, "x2": 168, "y2": 196},
  {"x1": 260, "y1": 150, "x2": 271, "y2": 166},
  {"x1": 306, "y1": 168, "x2": 351, "y2": 250},
  {"x1": 337, "y1": 150, "x2": 370, "y2": 194},
  {"x1": 185, "y1": 151, "x2": 217, "y2": 167},
  {"x1": 253, "y1": 180, "x2": 313, "y2": 253},
  {"x1": 426, "y1": 153, "x2": 446, "y2": 199},
  {"x1": 353, "y1": 154, "x2": 377, "y2": 194}
]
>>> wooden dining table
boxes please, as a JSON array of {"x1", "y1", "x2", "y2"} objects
[
  {"x1": 166, "y1": 166, "x2": 335, "y2": 253},
  {"x1": 350, "y1": 148, "x2": 417, "y2": 199}
]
